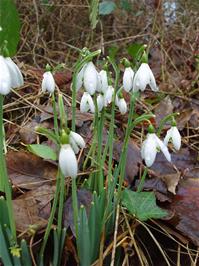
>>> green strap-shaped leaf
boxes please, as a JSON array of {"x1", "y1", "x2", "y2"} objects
[
  {"x1": 122, "y1": 189, "x2": 168, "y2": 221},
  {"x1": 0, "y1": 0, "x2": 20, "y2": 56},
  {"x1": 27, "y1": 144, "x2": 57, "y2": 161}
]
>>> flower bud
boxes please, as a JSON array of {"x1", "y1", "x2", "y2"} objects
[{"x1": 123, "y1": 67, "x2": 134, "y2": 92}]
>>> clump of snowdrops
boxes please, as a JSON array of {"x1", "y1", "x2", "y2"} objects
[{"x1": 0, "y1": 46, "x2": 182, "y2": 266}]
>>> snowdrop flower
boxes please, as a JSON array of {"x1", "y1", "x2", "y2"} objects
[
  {"x1": 98, "y1": 70, "x2": 108, "y2": 93},
  {"x1": 97, "y1": 94, "x2": 104, "y2": 112},
  {"x1": 0, "y1": 56, "x2": 24, "y2": 95},
  {"x1": 123, "y1": 67, "x2": 134, "y2": 92},
  {"x1": 76, "y1": 64, "x2": 87, "y2": 91},
  {"x1": 83, "y1": 62, "x2": 98, "y2": 95},
  {"x1": 42, "y1": 71, "x2": 55, "y2": 93},
  {"x1": 164, "y1": 126, "x2": 181, "y2": 151},
  {"x1": 115, "y1": 95, "x2": 127, "y2": 115},
  {"x1": 104, "y1": 85, "x2": 114, "y2": 107},
  {"x1": 5, "y1": 57, "x2": 24, "y2": 88},
  {"x1": 141, "y1": 133, "x2": 171, "y2": 167},
  {"x1": 59, "y1": 144, "x2": 77, "y2": 178},
  {"x1": 80, "y1": 92, "x2": 95, "y2": 113},
  {"x1": 133, "y1": 63, "x2": 158, "y2": 92},
  {"x1": 69, "y1": 131, "x2": 85, "y2": 154}
]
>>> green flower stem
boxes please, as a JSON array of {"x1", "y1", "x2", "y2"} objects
[
  {"x1": 157, "y1": 112, "x2": 179, "y2": 137},
  {"x1": 57, "y1": 171, "x2": 65, "y2": 239},
  {"x1": 116, "y1": 92, "x2": 137, "y2": 199},
  {"x1": 107, "y1": 56, "x2": 120, "y2": 193},
  {"x1": 71, "y1": 49, "x2": 101, "y2": 131},
  {"x1": 39, "y1": 171, "x2": 61, "y2": 263},
  {"x1": 72, "y1": 178, "x2": 78, "y2": 239},
  {"x1": 52, "y1": 93, "x2": 59, "y2": 138},
  {"x1": 0, "y1": 95, "x2": 16, "y2": 240},
  {"x1": 137, "y1": 167, "x2": 148, "y2": 192},
  {"x1": 97, "y1": 109, "x2": 105, "y2": 194}
]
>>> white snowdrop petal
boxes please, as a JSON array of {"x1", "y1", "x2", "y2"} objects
[
  {"x1": 69, "y1": 137, "x2": 80, "y2": 154},
  {"x1": 123, "y1": 67, "x2": 134, "y2": 92},
  {"x1": 76, "y1": 64, "x2": 86, "y2": 91},
  {"x1": 118, "y1": 98, "x2": 127, "y2": 115},
  {"x1": 59, "y1": 144, "x2": 78, "y2": 178},
  {"x1": 141, "y1": 134, "x2": 157, "y2": 167},
  {"x1": 80, "y1": 92, "x2": 89, "y2": 113},
  {"x1": 70, "y1": 131, "x2": 85, "y2": 149},
  {"x1": 171, "y1": 127, "x2": 181, "y2": 150},
  {"x1": 99, "y1": 70, "x2": 108, "y2": 93},
  {"x1": 0, "y1": 56, "x2": 11, "y2": 95},
  {"x1": 5, "y1": 57, "x2": 24, "y2": 88},
  {"x1": 87, "y1": 94, "x2": 95, "y2": 113},
  {"x1": 83, "y1": 62, "x2": 98, "y2": 95},
  {"x1": 104, "y1": 86, "x2": 114, "y2": 106},
  {"x1": 42, "y1": 72, "x2": 55, "y2": 93},
  {"x1": 163, "y1": 129, "x2": 172, "y2": 147},
  {"x1": 155, "y1": 135, "x2": 171, "y2": 162},
  {"x1": 97, "y1": 94, "x2": 104, "y2": 112}
]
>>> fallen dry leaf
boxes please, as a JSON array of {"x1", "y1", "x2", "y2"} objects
[
  {"x1": 13, "y1": 184, "x2": 55, "y2": 233},
  {"x1": 6, "y1": 150, "x2": 57, "y2": 190},
  {"x1": 170, "y1": 178, "x2": 199, "y2": 246},
  {"x1": 19, "y1": 120, "x2": 39, "y2": 144},
  {"x1": 113, "y1": 140, "x2": 142, "y2": 184}
]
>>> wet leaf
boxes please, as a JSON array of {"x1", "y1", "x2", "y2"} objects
[
  {"x1": 19, "y1": 121, "x2": 39, "y2": 144},
  {"x1": 122, "y1": 189, "x2": 168, "y2": 221},
  {"x1": 154, "y1": 96, "x2": 174, "y2": 127},
  {"x1": 170, "y1": 178, "x2": 199, "y2": 246},
  {"x1": 13, "y1": 184, "x2": 54, "y2": 233},
  {"x1": 113, "y1": 140, "x2": 142, "y2": 183},
  {"x1": 6, "y1": 151, "x2": 57, "y2": 189}
]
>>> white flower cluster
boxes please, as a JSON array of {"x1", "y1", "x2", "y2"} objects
[
  {"x1": 76, "y1": 61, "x2": 159, "y2": 115},
  {"x1": 59, "y1": 131, "x2": 85, "y2": 178},
  {"x1": 141, "y1": 126, "x2": 181, "y2": 167},
  {"x1": 0, "y1": 56, "x2": 24, "y2": 95}
]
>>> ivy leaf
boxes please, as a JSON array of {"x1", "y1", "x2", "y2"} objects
[
  {"x1": 99, "y1": 1, "x2": 117, "y2": 15},
  {"x1": 0, "y1": 0, "x2": 20, "y2": 56},
  {"x1": 27, "y1": 144, "x2": 57, "y2": 161},
  {"x1": 121, "y1": 189, "x2": 168, "y2": 221}
]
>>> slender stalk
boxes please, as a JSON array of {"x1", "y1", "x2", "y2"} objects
[
  {"x1": 52, "y1": 93, "x2": 59, "y2": 137},
  {"x1": 97, "y1": 109, "x2": 105, "y2": 193},
  {"x1": 57, "y1": 171, "x2": 65, "y2": 238},
  {"x1": 117, "y1": 92, "x2": 137, "y2": 199},
  {"x1": 107, "y1": 56, "x2": 120, "y2": 192},
  {"x1": 39, "y1": 172, "x2": 60, "y2": 262},
  {"x1": 137, "y1": 167, "x2": 148, "y2": 192},
  {"x1": 0, "y1": 95, "x2": 16, "y2": 240},
  {"x1": 157, "y1": 112, "x2": 179, "y2": 137},
  {"x1": 72, "y1": 178, "x2": 79, "y2": 239}
]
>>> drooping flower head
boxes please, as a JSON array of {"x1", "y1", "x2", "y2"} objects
[
  {"x1": 133, "y1": 63, "x2": 158, "y2": 92},
  {"x1": 83, "y1": 62, "x2": 98, "y2": 95},
  {"x1": 0, "y1": 55, "x2": 24, "y2": 95},
  {"x1": 59, "y1": 130, "x2": 85, "y2": 178},
  {"x1": 164, "y1": 125, "x2": 181, "y2": 151},
  {"x1": 141, "y1": 126, "x2": 171, "y2": 167},
  {"x1": 80, "y1": 92, "x2": 95, "y2": 113},
  {"x1": 123, "y1": 67, "x2": 134, "y2": 92},
  {"x1": 59, "y1": 144, "x2": 78, "y2": 178},
  {"x1": 115, "y1": 94, "x2": 127, "y2": 115},
  {"x1": 42, "y1": 71, "x2": 55, "y2": 94}
]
